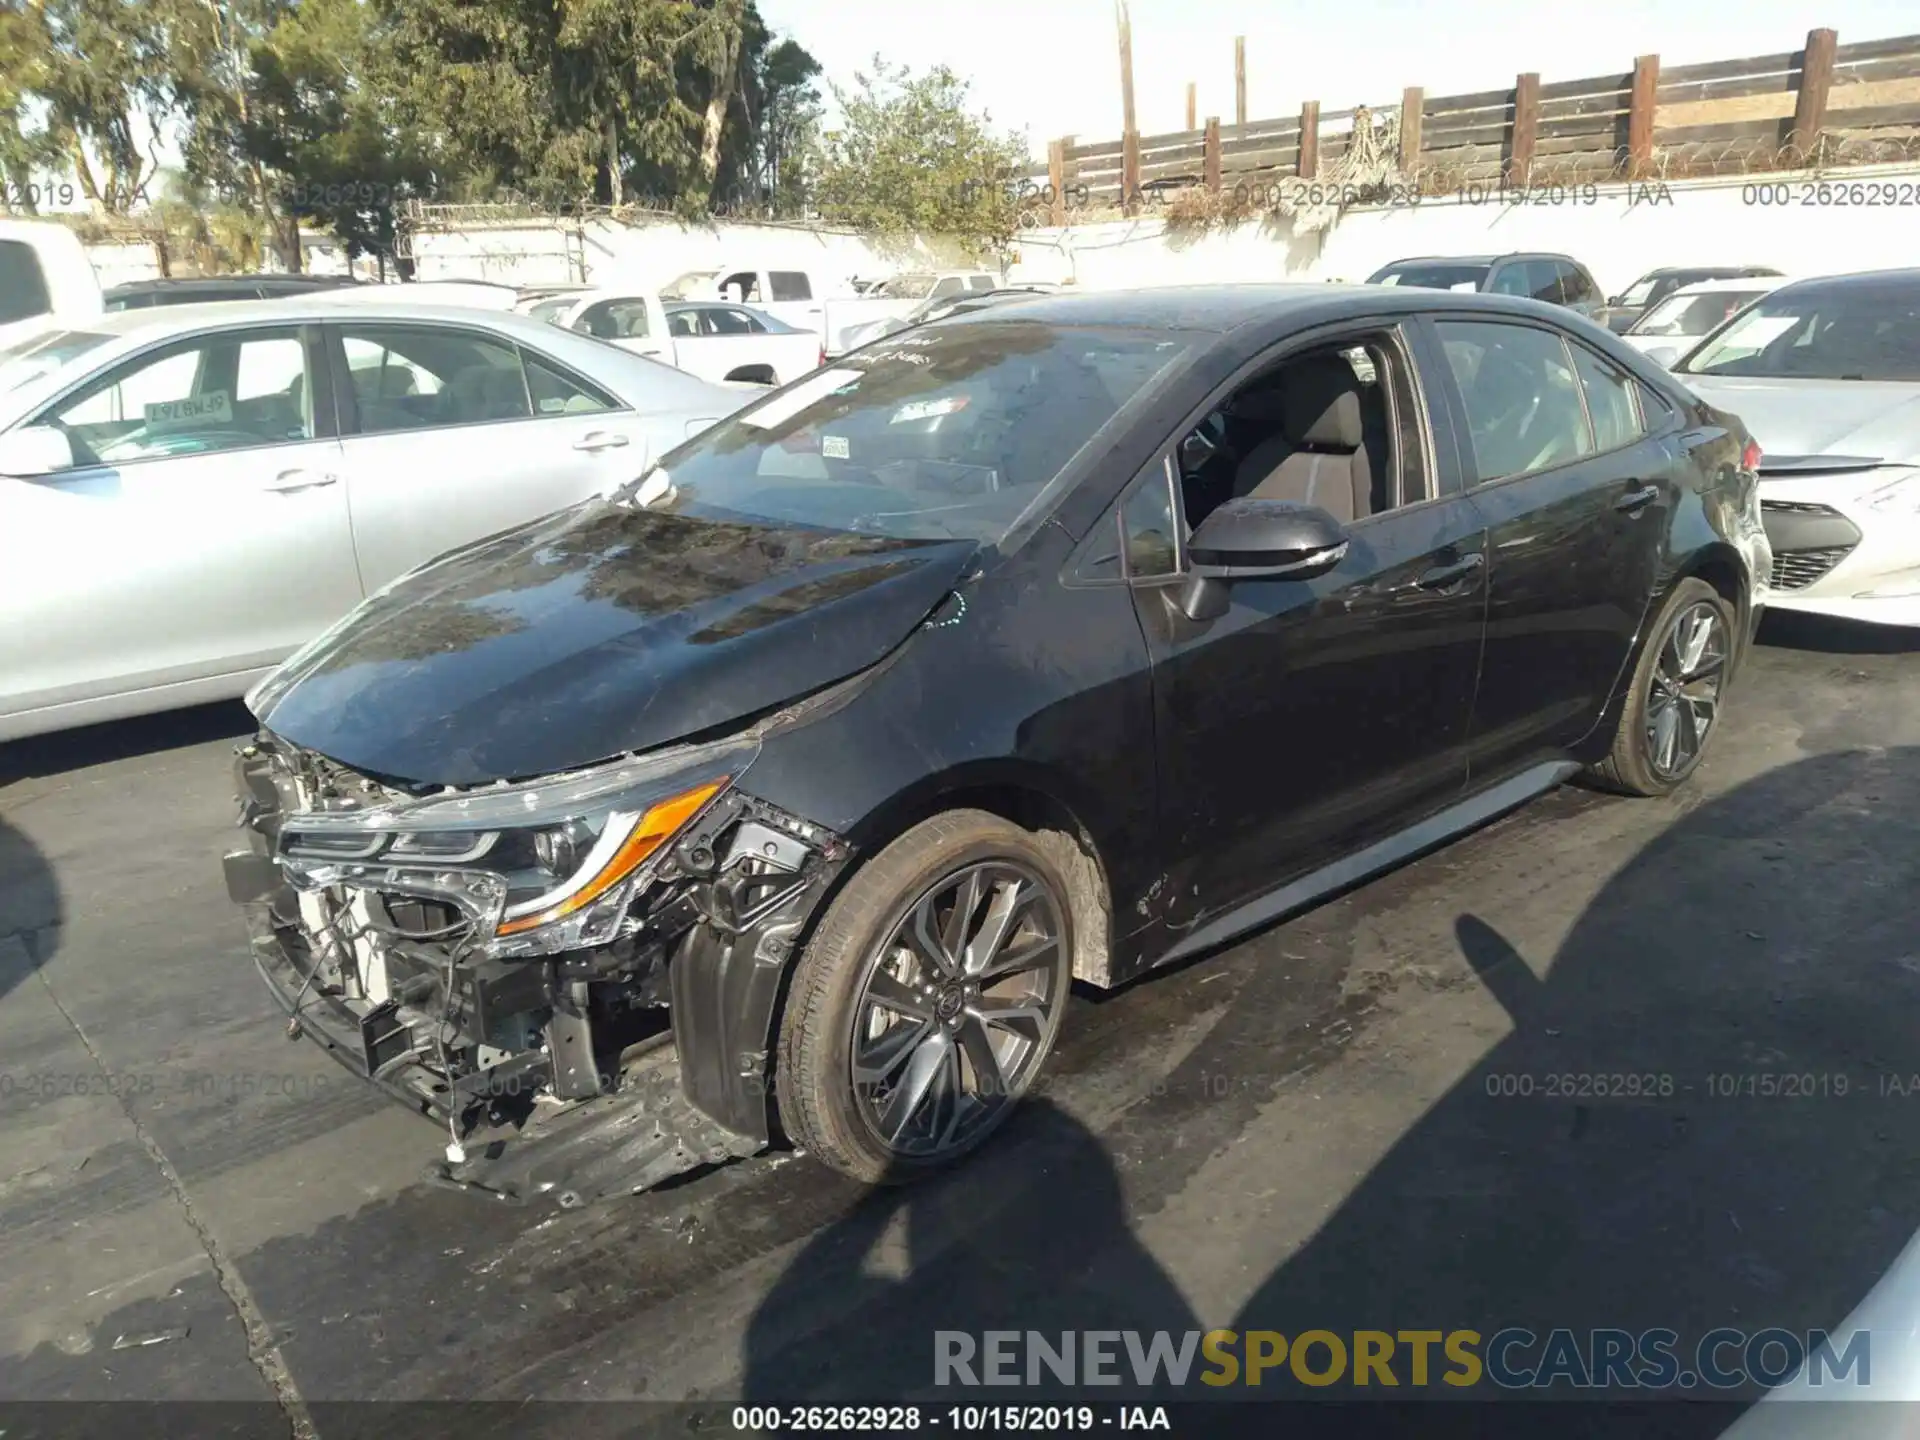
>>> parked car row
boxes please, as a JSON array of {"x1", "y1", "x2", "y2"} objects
[
  {"x1": 0, "y1": 297, "x2": 754, "y2": 740},
  {"x1": 1363, "y1": 252, "x2": 1790, "y2": 367},
  {"x1": 3, "y1": 216, "x2": 1916, "y2": 1207},
  {"x1": 523, "y1": 288, "x2": 824, "y2": 386}
]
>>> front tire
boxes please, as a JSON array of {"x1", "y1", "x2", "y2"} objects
[
  {"x1": 1589, "y1": 577, "x2": 1735, "y2": 796},
  {"x1": 774, "y1": 810, "x2": 1073, "y2": 1184}
]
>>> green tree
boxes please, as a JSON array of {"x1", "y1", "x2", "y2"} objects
[
  {"x1": 238, "y1": 0, "x2": 434, "y2": 263},
  {"x1": 811, "y1": 58, "x2": 1029, "y2": 252},
  {"x1": 0, "y1": 6, "x2": 62, "y2": 210},
  {"x1": 750, "y1": 37, "x2": 824, "y2": 216},
  {"x1": 20, "y1": 0, "x2": 179, "y2": 214}
]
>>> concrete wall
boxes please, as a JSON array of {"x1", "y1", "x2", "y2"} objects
[
  {"x1": 91, "y1": 158, "x2": 1920, "y2": 301},
  {"x1": 404, "y1": 215, "x2": 972, "y2": 293},
  {"x1": 1004, "y1": 162, "x2": 1920, "y2": 297}
]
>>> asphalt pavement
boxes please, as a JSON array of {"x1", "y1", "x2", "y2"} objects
[{"x1": 1, "y1": 613, "x2": 1917, "y2": 1437}]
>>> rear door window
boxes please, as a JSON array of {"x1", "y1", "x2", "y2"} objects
[
  {"x1": 337, "y1": 325, "x2": 532, "y2": 433},
  {"x1": 1436, "y1": 320, "x2": 1594, "y2": 482},
  {"x1": 1486, "y1": 263, "x2": 1532, "y2": 298},
  {"x1": 768, "y1": 271, "x2": 812, "y2": 301},
  {"x1": 1568, "y1": 343, "x2": 1642, "y2": 453},
  {"x1": 1557, "y1": 262, "x2": 1599, "y2": 306},
  {"x1": 1523, "y1": 261, "x2": 1563, "y2": 304},
  {"x1": 573, "y1": 299, "x2": 650, "y2": 340}
]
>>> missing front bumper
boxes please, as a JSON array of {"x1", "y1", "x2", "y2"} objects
[
  {"x1": 242, "y1": 895, "x2": 765, "y2": 1205},
  {"x1": 227, "y1": 734, "x2": 850, "y2": 1206}
]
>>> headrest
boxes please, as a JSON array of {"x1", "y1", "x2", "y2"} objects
[{"x1": 1278, "y1": 353, "x2": 1364, "y2": 449}]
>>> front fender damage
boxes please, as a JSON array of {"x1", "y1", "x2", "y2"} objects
[{"x1": 425, "y1": 789, "x2": 851, "y2": 1206}]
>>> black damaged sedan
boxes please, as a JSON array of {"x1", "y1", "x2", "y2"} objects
[{"x1": 226, "y1": 286, "x2": 1771, "y2": 1202}]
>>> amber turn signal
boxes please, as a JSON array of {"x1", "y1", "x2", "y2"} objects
[{"x1": 493, "y1": 778, "x2": 727, "y2": 937}]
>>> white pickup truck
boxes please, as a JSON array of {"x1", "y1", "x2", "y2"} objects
[
  {"x1": 0, "y1": 219, "x2": 103, "y2": 350},
  {"x1": 661, "y1": 264, "x2": 1003, "y2": 358},
  {"x1": 528, "y1": 288, "x2": 822, "y2": 386}
]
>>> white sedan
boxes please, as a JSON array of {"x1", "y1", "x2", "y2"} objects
[
  {"x1": 0, "y1": 298, "x2": 752, "y2": 740},
  {"x1": 525, "y1": 289, "x2": 823, "y2": 386},
  {"x1": 1678, "y1": 268, "x2": 1920, "y2": 626},
  {"x1": 1620, "y1": 276, "x2": 1787, "y2": 368}
]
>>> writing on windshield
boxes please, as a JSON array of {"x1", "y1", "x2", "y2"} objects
[{"x1": 1681, "y1": 287, "x2": 1920, "y2": 381}]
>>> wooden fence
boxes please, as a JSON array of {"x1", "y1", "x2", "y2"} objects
[{"x1": 1019, "y1": 28, "x2": 1920, "y2": 220}]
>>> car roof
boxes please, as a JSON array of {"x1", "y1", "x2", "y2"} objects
[
  {"x1": 932, "y1": 282, "x2": 1606, "y2": 334},
  {"x1": 1644, "y1": 265, "x2": 1774, "y2": 278},
  {"x1": 1765, "y1": 266, "x2": 1920, "y2": 300},
  {"x1": 47, "y1": 297, "x2": 594, "y2": 342},
  {"x1": 1663, "y1": 277, "x2": 1790, "y2": 297},
  {"x1": 105, "y1": 274, "x2": 356, "y2": 296},
  {"x1": 1376, "y1": 253, "x2": 1576, "y2": 266}
]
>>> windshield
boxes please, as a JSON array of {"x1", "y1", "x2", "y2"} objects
[
  {"x1": 1616, "y1": 274, "x2": 1666, "y2": 308},
  {"x1": 1678, "y1": 283, "x2": 1920, "y2": 381},
  {"x1": 0, "y1": 328, "x2": 113, "y2": 394},
  {"x1": 620, "y1": 322, "x2": 1196, "y2": 545},
  {"x1": 528, "y1": 298, "x2": 573, "y2": 325},
  {"x1": 1368, "y1": 262, "x2": 1491, "y2": 292},
  {"x1": 1631, "y1": 290, "x2": 1768, "y2": 339},
  {"x1": 875, "y1": 274, "x2": 937, "y2": 299}
]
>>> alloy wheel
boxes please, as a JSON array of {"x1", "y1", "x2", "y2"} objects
[
  {"x1": 849, "y1": 861, "x2": 1068, "y2": 1159},
  {"x1": 1644, "y1": 599, "x2": 1727, "y2": 781}
]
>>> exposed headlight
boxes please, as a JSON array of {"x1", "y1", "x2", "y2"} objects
[
  {"x1": 275, "y1": 734, "x2": 758, "y2": 957},
  {"x1": 1865, "y1": 468, "x2": 1920, "y2": 515}
]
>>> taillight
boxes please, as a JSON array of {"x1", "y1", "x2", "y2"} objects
[
  {"x1": 1741, "y1": 438, "x2": 1762, "y2": 472},
  {"x1": 818, "y1": 344, "x2": 827, "y2": 368}
]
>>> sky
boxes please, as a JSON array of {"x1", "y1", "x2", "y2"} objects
[{"x1": 755, "y1": 0, "x2": 1920, "y2": 156}]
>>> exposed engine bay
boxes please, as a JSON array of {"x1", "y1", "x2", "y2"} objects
[{"x1": 224, "y1": 720, "x2": 852, "y2": 1206}]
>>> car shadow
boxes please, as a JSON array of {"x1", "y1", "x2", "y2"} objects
[
  {"x1": 0, "y1": 700, "x2": 254, "y2": 786},
  {"x1": 0, "y1": 816, "x2": 62, "y2": 1005},
  {"x1": 740, "y1": 747, "x2": 1920, "y2": 1430},
  {"x1": 741, "y1": 1098, "x2": 1200, "y2": 1404},
  {"x1": 1758, "y1": 611, "x2": 1920, "y2": 656},
  {"x1": 1223, "y1": 744, "x2": 1920, "y2": 1428}
]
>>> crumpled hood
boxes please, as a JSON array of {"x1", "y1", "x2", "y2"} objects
[
  {"x1": 1682, "y1": 376, "x2": 1920, "y2": 467},
  {"x1": 250, "y1": 498, "x2": 978, "y2": 786}
]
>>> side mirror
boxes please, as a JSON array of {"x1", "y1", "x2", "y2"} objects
[
  {"x1": 1177, "y1": 498, "x2": 1349, "y2": 621},
  {"x1": 0, "y1": 425, "x2": 73, "y2": 477},
  {"x1": 1643, "y1": 345, "x2": 1681, "y2": 369},
  {"x1": 1606, "y1": 294, "x2": 1623, "y2": 307}
]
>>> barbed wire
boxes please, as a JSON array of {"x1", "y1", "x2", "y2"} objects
[{"x1": 1032, "y1": 129, "x2": 1920, "y2": 229}]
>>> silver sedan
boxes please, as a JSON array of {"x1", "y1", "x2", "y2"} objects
[{"x1": 0, "y1": 297, "x2": 753, "y2": 740}]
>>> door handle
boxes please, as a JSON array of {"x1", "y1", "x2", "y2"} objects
[
  {"x1": 572, "y1": 431, "x2": 631, "y2": 453},
  {"x1": 262, "y1": 468, "x2": 338, "y2": 493},
  {"x1": 1412, "y1": 552, "x2": 1486, "y2": 592},
  {"x1": 1615, "y1": 483, "x2": 1660, "y2": 515}
]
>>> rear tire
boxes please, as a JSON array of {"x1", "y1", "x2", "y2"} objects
[
  {"x1": 1588, "y1": 577, "x2": 1735, "y2": 797},
  {"x1": 774, "y1": 810, "x2": 1073, "y2": 1184}
]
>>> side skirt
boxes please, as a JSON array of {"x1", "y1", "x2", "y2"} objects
[{"x1": 1156, "y1": 760, "x2": 1581, "y2": 968}]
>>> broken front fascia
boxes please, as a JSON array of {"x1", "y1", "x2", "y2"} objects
[
  {"x1": 229, "y1": 718, "x2": 854, "y2": 1191},
  {"x1": 269, "y1": 730, "x2": 766, "y2": 962}
]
